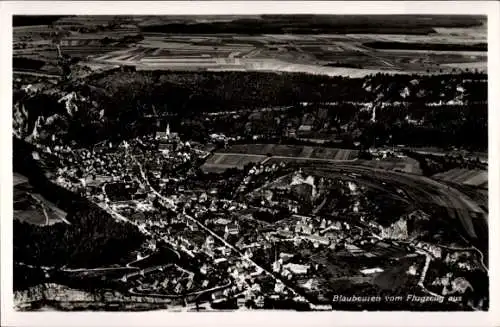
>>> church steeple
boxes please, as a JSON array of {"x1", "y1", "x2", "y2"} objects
[{"x1": 166, "y1": 123, "x2": 170, "y2": 136}]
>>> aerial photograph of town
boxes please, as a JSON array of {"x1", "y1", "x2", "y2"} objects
[{"x1": 11, "y1": 14, "x2": 488, "y2": 312}]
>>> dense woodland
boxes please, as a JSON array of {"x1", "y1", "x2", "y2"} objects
[
  {"x1": 14, "y1": 201, "x2": 145, "y2": 269},
  {"x1": 14, "y1": 71, "x2": 486, "y2": 150}
]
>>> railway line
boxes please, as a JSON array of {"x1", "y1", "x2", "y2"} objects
[{"x1": 294, "y1": 163, "x2": 486, "y2": 243}]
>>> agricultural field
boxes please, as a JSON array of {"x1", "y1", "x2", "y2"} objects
[
  {"x1": 433, "y1": 168, "x2": 488, "y2": 189},
  {"x1": 310, "y1": 147, "x2": 359, "y2": 161},
  {"x1": 89, "y1": 34, "x2": 487, "y2": 75},
  {"x1": 200, "y1": 144, "x2": 358, "y2": 172},
  {"x1": 13, "y1": 22, "x2": 140, "y2": 75},
  {"x1": 13, "y1": 15, "x2": 487, "y2": 77},
  {"x1": 86, "y1": 28, "x2": 486, "y2": 75},
  {"x1": 201, "y1": 153, "x2": 267, "y2": 172},
  {"x1": 353, "y1": 158, "x2": 423, "y2": 175},
  {"x1": 221, "y1": 144, "x2": 359, "y2": 160}
]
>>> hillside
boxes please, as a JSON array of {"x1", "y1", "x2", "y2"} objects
[{"x1": 13, "y1": 71, "x2": 487, "y2": 149}]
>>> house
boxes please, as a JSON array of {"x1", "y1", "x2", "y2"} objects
[
  {"x1": 215, "y1": 218, "x2": 231, "y2": 225},
  {"x1": 298, "y1": 124, "x2": 313, "y2": 133},
  {"x1": 274, "y1": 281, "x2": 286, "y2": 293},
  {"x1": 211, "y1": 291, "x2": 226, "y2": 302},
  {"x1": 303, "y1": 234, "x2": 330, "y2": 246},
  {"x1": 188, "y1": 222, "x2": 199, "y2": 232},
  {"x1": 300, "y1": 278, "x2": 319, "y2": 290},
  {"x1": 156, "y1": 131, "x2": 168, "y2": 140},
  {"x1": 174, "y1": 283, "x2": 184, "y2": 294},
  {"x1": 159, "y1": 143, "x2": 174, "y2": 153},
  {"x1": 272, "y1": 260, "x2": 282, "y2": 273},
  {"x1": 214, "y1": 258, "x2": 228, "y2": 265},
  {"x1": 277, "y1": 230, "x2": 294, "y2": 239},
  {"x1": 200, "y1": 264, "x2": 211, "y2": 275},
  {"x1": 279, "y1": 252, "x2": 294, "y2": 263},
  {"x1": 244, "y1": 249, "x2": 253, "y2": 259},
  {"x1": 225, "y1": 223, "x2": 239, "y2": 235},
  {"x1": 234, "y1": 295, "x2": 247, "y2": 308},
  {"x1": 321, "y1": 221, "x2": 342, "y2": 233},
  {"x1": 205, "y1": 235, "x2": 215, "y2": 248},
  {"x1": 216, "y1": 246, "x2": 232, "y2": 256},
  {"x1": 295, "y1": 221, "x2": 313, "y2": 235},
  {"x1": 255, "y1": 296, "x2": 265, "y2": 308},
  {"x1": 381, "y1": 217, "x2": 408, "y2": 240},
  {"x1": 360, "y1": 267, "x2": 384, "y2": 275},
  {"x1": 283, "y1": 263, "x2": 310, "y2": 275},
  {"x1": 285, "y1": 127, "x2": 297, "y2": 138}
]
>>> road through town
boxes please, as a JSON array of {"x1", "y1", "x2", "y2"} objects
[
  {"x1": 132, "y1": 155, "x2": 311, "y2": 305},
  {"x1": 127, "y1": 152, "x2": 485, "y2": 309}
]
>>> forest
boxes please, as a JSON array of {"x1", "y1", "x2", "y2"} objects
[
  {"x1": 14, "y1": 201, "x2": 145, "y2": 269},
  {"x1": 14, "y1": 71, "x2": 488, "y2": 151}
]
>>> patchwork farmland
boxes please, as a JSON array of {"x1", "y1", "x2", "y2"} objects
[
  {"x1": 433, "y1": 168, "x2": 488, "y2": 189},
  {"x1": 84, "y1": 29, "x2": 487, "y2": 75},
  {"x1": 221, "y1": 144, "x2": 359, "y2": 160},
  {"x1": 13, "y1": 23, "x2": 141, "y2": 75},
  {"x1": 13, "y1": 16, "x2": 487, "y2": 77},
  {"x1": 201, "y1": 144, "x2": 360, "y2": 172}
]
